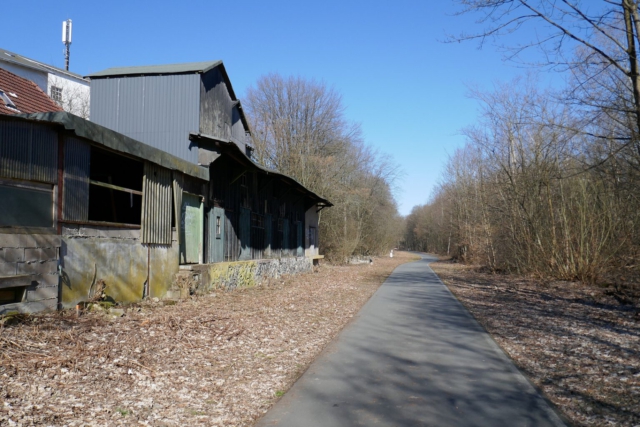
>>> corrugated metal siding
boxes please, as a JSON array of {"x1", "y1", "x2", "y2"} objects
[
  {"x1": 90, "y1": 79, "x2": 119, "y2": 131},
  {"x1": 0, "y1": 119, "x2": 57, "y2": 183},
  {"x1": 141, "y1": 162, "x2": 173, "y2": 244},
  {"x1": 91, "y1": 74, "x2": 200, "y2": 164},
  {"x1": 118, "y1": 78, "x2": 145, "y2": 135},
  {"x1": 31, "y1": 124, "x2": 58, "y2": 183},
  {"x1": 62, "y1": 136, "x2": 90, "y2": 221}
]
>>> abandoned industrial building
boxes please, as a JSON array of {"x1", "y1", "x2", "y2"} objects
[{"x1": 0, "y1": 61, "x2": 331, "y2": 314}]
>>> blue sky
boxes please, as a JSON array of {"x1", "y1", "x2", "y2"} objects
[{"x1": 4, "y1": 0, "x2": 556, "y2": 215}]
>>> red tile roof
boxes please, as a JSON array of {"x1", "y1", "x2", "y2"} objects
[{"x1": 0, "y1": 67, "x2": 64, "y2": 115}]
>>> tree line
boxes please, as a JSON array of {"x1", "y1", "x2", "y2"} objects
[
  {"x1": 245, "y1": 74, "x2": 402, "y2": 261},
  {"x1": 405, "y1": 1, "x2": 640, "y2": 283}
]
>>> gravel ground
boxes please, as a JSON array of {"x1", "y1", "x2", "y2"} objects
[
  {"x1": 0, "y1": 252, "x2": 418, "y2": 427},
  {"x1": 430, "y1": 259, "x2": 640, "y2": 427}
]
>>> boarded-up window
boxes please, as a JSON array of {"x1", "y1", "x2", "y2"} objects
[{"x1": 141, "y1": 162, "x2": 172, "y2": 244}]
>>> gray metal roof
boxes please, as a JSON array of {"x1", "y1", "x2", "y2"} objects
[
  {"x1": 190, "y1": 132, "x2": 333, "y2": 207},
  {"x1": 0, "y1": 47, "x2": 87, "y2": 82},
  {"x1": 13, "y1": 111, "x2": 209, "y2": 181},
  {"x1": 87, "y1": 61, "x2": 223, "y2": 78}
]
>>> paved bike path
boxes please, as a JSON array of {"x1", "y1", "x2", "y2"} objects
[{"x1": 256, "y1": 254, "x2": 566, "y2": 427}]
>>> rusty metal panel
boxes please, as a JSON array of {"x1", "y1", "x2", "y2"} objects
[
  {"x1": 141, "y1": 162, "x2": 172, "y2": 245},
  {"x1": 63, "y1": 136, "x2": 90, "y2": 221},
  {"x1": 0, "y1": 120, "x2": 57, "y2": 183}
]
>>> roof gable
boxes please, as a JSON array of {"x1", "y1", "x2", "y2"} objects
[
  {"x1": 89, "y1": 60, "x2": 249, "y2": 133},
  {"x1": 0, "y1": 68, "x2": 64, "y2": 115}
]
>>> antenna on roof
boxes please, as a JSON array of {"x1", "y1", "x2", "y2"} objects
[{"x1": 62, "y1": 19, "x2": 72, "y2": 71}]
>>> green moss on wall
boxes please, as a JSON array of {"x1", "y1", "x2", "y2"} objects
[{"x1": 207, "y1": 261, "x2": 257, "y2": 290}]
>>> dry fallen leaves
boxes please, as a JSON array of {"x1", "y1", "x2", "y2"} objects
[
  {"x1": 430, "y1": 260, "x2": 640, "y2": 427},
  {"x1": 0, "y1": 252, "x2": 418, "y2": 427}
]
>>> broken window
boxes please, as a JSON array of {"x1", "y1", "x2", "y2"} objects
[{"x1": 88, "y1": 146, "x2": 143, "y2": 225}]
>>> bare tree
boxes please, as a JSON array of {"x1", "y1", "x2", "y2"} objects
[
  {"x1": 452, "y1": 0, "x2": 640, "y2": 154},
  {"x1": 245, "y1": 73, "x2": 402, "y2": 261}
]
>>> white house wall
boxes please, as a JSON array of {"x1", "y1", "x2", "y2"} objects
[{"x1": 47, "y1": 73, "x2": 90, "y2": 119}]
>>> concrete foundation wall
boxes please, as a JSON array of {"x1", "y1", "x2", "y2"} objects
[
  {"x1": 191, "y1": 256, "x2": 312, "y2": 292},
  {"x1": 0, "y1": 233, "x2": 60, "y2": 315},
  {"x1": 60, "y1": 226, "x2": 179, "y2": 308}
]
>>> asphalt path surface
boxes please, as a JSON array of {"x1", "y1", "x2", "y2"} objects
[{"x1": 256, "y1": 253, "x2": 566, "y2": 427}]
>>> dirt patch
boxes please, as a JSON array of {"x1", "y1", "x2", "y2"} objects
[
  {"x1": 0, "y1": 252, "x2": 418, "y2": 427},
  {"x1": 430, "y1": 259, "x2": 640, "y2": 427}
]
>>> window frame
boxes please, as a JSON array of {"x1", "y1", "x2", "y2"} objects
[
  {"x1": 50, "y1": 86, "x2": 63, "y2": 105},
  {"x1": 0, "y1": 177, "x2": 56, "y2": 234}
]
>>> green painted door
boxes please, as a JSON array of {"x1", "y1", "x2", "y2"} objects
[
  {"x1": 181, "y1": 193, "x2": 202, "y2": 264},
  {"x1": 208, "y1": 207, "x2": 225, "y2": 263}
]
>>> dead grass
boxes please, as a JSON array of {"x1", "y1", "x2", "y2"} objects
[
  {"x1": 0, "y1": 252, "x2": 418, "y2": 427},
  {"x1": 430, "y1": 259, "x2": 640, "y2": 427}
]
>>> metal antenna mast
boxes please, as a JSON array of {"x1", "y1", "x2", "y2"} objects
[{"x1": 62, "y1": 19, "x2": 72, "y2": 71}]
